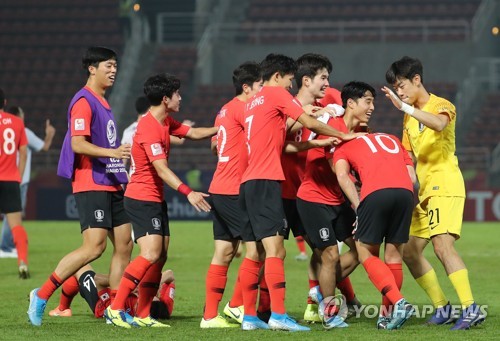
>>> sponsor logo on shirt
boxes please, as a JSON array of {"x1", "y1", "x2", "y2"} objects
[
  {"x1": 151, "y1": 143, "x2": 163, "y2": 156},
  {"x1": 75, "y1": 118, "x2": 85, "y2": 131}
]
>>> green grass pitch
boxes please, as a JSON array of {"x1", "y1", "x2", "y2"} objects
[{"x1": 0, "y1": 221, "x2": 496, "y2": 340}]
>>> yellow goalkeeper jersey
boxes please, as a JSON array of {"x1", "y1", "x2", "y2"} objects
[{"x1": 402, "y1": 93, "x2": 465, "y2": 200}]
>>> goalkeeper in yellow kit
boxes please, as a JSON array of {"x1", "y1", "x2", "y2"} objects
[{"x1": 382, "y1": 56, "x2": 485, "y2": 330}]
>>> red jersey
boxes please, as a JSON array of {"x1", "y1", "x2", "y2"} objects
[
  {"x1": 241, "y1": 86, "x2": 304, "y2": 183},
  {"x1": 333, "y1": 133, "x2": 414, "y2": 201},
  {"x1": 125, "y1": 112, "x2": 190, "y2": 202},
  {"x1": 209, "y1": 97, "x2": 247, "y2": 195},
  {"x1": 71, "y1": 87, "x2": 122, "y2": 193},
  {"x1": 281, "y1": 127, "x2": 312, "y2": 199},
  {"x1": 319, "y1": 87, "x2": 342, "y2": 106},
  {"x1": 0, "y1": 111, "x2": 27, "y2": 182},
  {"x1": 297, "y1": 116, "x2": 347, "y2": 205}
]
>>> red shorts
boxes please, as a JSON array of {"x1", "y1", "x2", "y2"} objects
[{"x1": 94, "y1": 288, "x2": 138, "y2": 318}]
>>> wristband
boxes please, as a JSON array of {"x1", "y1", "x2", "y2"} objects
[
  {"x1": 400, "y1": 102, "x2": 415, "y2": 116},
  {"x1": 177, "y1": 183, "x2": 193, "y2": 196}
]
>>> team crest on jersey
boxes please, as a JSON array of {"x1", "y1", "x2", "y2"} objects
[
  {"x1": 94, "y1": 209, "x2": 104, "y2": 222},
  {"x1": 218, "y1": 109, "x2": 226, "y2": 118},
  {"x1": 419, "y1": 122, "x2": 425, "y2": 132},
  {"x1": 152, "y1": 218, "x2": 161, "y2": 229},
  {"x1": 150, "y1": 143, "x2": 163, "y2": 156},
  {"x1": 319, "y1": 228, "x2": 330, "y2": 241},
  {"x1": 74, "y1": 118, "x2": 85, "y2": 131},
  {"x1": 107, "y1": 120, "x2": 117, "y2": 147}
]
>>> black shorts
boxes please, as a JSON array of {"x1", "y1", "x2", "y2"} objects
[
  {"x1": 297, "y1": 198, "x2": 356, "y2": 249},
  {"x1": 282, "y1": 198, "x2": 305, "y2": 238},
  {"x1": 211, "y1": 194, "x2": 253, "y2": 241},
  {"x1": 124, "y1": 197, "x2": 170, "y2": 242},
  {"x1": 74, "y1": 190, "x2": 130, "y2": 232},
  {"x1": 239, "y1": 180, "x2": 288, "y2": 242},
  {"x1": 0, "y1": 181, "x2": 22, "y2": 213},
  {"x1": 356, "y1": 188, "x2": 414, "y2": 244}
]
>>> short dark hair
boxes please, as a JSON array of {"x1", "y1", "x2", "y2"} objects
[
  {"x1": 341, "y1": 81, "x2": 376, "y2": 107},
  {"x1": 295, "y1": 53, "x2": 332, "y2": 89},
  {"x1": 6, "y1": 105, "x2": 22, "y2": 116},
  {"x1": 232, "y1": 61, "x2": 262, "y2": 96},
  {"x1": 143, "y1": 73, "x2": 181, "y2": 106},
  {"x1": 386, "y1": 56, "x2": 424, "y2": 84},
  {"x1": 82, "y1": 46, "x2": 117, "y2": 75},
  {"x1": 0, "y1": 88, "x2": 5, "y2": 109},
  {"x1": 260, "y1": 53, "x2": 297, "y2": 82},
  {"x1": 135, "y1": 96, "x2": 150, "y2": 115}
]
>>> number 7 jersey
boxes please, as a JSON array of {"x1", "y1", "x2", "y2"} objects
[{"x1": 0, "y1": 111, "x2": 27, "y2": 182}]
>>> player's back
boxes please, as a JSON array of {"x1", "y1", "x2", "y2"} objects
[
  {"x1": 209, "y1": 97, "x2": 247, "y2": 195},
  {"x1": 0, "y1": 111, "x2": 27, "y2": 182},
  {"x1": 241, "y1": 86, "x2": 303, "y2": 183},
  {"x1": 335, "y1": 133, "x2": 413, "y2": 201}
]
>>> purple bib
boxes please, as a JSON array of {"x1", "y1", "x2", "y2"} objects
[{"x1": 57, "y1": 88, "x2": 128, "y2": 186}]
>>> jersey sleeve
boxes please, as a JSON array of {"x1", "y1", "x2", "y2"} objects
[
  {"x1": 167, "y1": 116, "x2": 190, "y2": 138},
  {"x1": 138, "y1": 120, "x2": 167, "y2": 163},
  {"x1": 332, "y1": 143, "x2": 348, "y2": 165},
  {"x1": 276, "y1": 88, "x2": 304, "y2": 120},
  {"x1": 25, "y1": 128, "x2": 45, "y2": 152},
  {"x1": 70, "y1": 98, "x2": 92, "y2": 137}
]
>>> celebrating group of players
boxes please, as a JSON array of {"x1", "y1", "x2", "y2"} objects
[{"x1": 6, "y1": 46, "x2": 482, "y2": 331}]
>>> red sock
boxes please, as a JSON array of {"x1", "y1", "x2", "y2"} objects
[
  {"x1": 307, "y1": 279, "x2": 319, "y2": 304},
  {"x1": 258, "y1": 263, "x2": 270, "y2": 313},
  {"x1": 295, "y1": 236, "x2": 306, "y2": 253},
  {"x1": 109, "y1": 290, "x2": 117, "y2": 303},
  {"x1": 58, "y1": 276, "x2": 79, "y2": 310},
  {"x1": 136, "y1": 260, "x2": 164, "y2": 318},
  {"x1": 159, "y1": 281, "x2": 175, "y2": 317},
  {"x1": 362, "y1": 256, "x2": 403, "y2": 305},
  {"x1": 111, "y1": 256, "x2": 152, "y2": 310},
  {"x1": 204, "y1": 264, "x2": 228, "y2": 319},
  {"x1": 12, "y1": 225, "x2": 28, "y2": 266},
  {"x1": 238, "y1": 258, "x2": 260, "y2": 316},
  {"x1": 337, "y1": 277, "x2": 356, "y2": 302},
  {"x1": 38, "y1": 272, "x2": 63, "y2": 300},
  {"x1": 265, "y1": 257, "x2": 286, "y2": 314},
  {"x1": 381, "y1": 263, "x2": 403, "y2": 316},
  {"x1": 229, "y1": 275, "x2": 243, "y2": 307}
]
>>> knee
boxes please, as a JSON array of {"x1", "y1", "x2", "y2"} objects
[
  {"x1": 432, "y1": 242, "x2": 452, "y2": 262},
  {"x1": 322, "y1": 248, "x2": 339, "y2": 265},
  {"x1": 141, "y1": 250, "x2": 162, "y2": 264},
  {"x1": 87, "y1": 244, "x2": 106, "y2": 261}
]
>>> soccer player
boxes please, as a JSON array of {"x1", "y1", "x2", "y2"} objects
[
  {"x1": 383, "y1": 56, "x2": 485, "y2": 330},
  {"x1": 238, "y1": 53, "x2": 356, "y2": 332},
  {"x1": 0, "y1": 106, "x2": 55, "y2": 258},
  {"x1": 295, "y1": 75, "x2": 361, "y2": 329},
  {"x1": 48, "y1": 264, "x2": 175, "y2": 321},
  {"x1": 0, "y1": 88, "x2": 30, "y2": 278},
  {"x1": 333, "y1": 81, "x2": 417, "y2": 330},
  {"x1": 104, "y1": 73, "x2": 217, "y2": 328},
  {"x1": 28, "y1": 47, "x2": 133, "y2": 326},
  {"x1": 201, "y1": 62, "x2": 263, "y2": 328}
]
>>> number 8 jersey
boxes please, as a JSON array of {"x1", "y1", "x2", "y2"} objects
[{"x1": 0, "y1": 111, "x2": 27, "y2": 182}]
